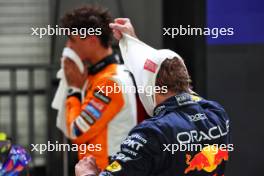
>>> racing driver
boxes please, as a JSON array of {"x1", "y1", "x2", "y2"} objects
[
  {"x1": 75, "y1": 18, "x2": 231, "y2": 176},
  {"x1": 62, "y1": 6, "x2": 146, "y2": 170}
]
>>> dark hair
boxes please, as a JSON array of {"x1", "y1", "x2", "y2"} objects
[
  {"x1": 61, "y1": 5, "x2": 113, "y2": 48},
  {"x1": 156, "y1": 57, "x2": 191, "y2": 94}
]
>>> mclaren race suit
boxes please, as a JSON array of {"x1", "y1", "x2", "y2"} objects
[
  {"x1": 66, "y1": 54, "x2": 140, "y2": 169},
  {"x1": 100, "y1": 93, "x2": 231, "y2": 176}
]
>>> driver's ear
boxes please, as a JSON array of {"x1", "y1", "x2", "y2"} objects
[
  {"x1": 155, "y1": 93, "x2": 162, "y2": 105},
  {"x1": 85, "y1": 36, "x2": 99, "y2": 46},
  {"x1": 66, "y1": 36, "x2": 77, "y2": 48}
]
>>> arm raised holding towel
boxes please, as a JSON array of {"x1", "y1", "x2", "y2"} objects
[
  {"x1": 76, "y1": 18, "x2": 231, "y2": 176},
  {"x1": 51, "y1": 47, "x2": 87, "y2": 137}
]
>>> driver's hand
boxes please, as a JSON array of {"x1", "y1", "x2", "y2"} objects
[
  {"x1": 75, "y1": 156, "x2": 101, "y2": 176},
  {"x1": 109, "y1": 18, "x2": 137, "y2": 40}
]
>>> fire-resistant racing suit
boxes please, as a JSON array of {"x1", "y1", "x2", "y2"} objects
[
  {"x1": 100, "y1": 92, "x2": 231, "y2": 176},
  {"x1": 66, "y1": 54, "x2": 141, "y2": 169}
]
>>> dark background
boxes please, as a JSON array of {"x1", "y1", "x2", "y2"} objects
[
  {"x1": 163, "y1": 0, "x2": 264, "y2": 176},
  {"x1": 165, "y1": 1, "x2": 264, "y2": 176}
]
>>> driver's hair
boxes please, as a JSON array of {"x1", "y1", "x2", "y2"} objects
[{"x1": 156, "y1": 57, "x2": 191, "y2": 94}]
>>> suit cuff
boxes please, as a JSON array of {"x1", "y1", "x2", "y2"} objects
[{"x1": 67, "y1": 86, "x2": 82, "y2": 101}]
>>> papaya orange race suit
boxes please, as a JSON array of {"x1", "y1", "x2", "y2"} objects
[{"x1": 65, "y1": 54, "x2": 141, "y2": 169}]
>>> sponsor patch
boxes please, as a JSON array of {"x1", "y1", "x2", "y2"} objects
[
  {"x1": 81, "y1": 111, "x2": 95, "y2": 125},
  {"x1": 154, "y1": 105, "x2": 166, "y2": 116},
  {"x1": 175, "y1": 93, "x2": 194, "y2": 106},
  {"x1": 176, "y1": 121, "x2": 229, "y2": 144},
  {"x1": 191, "y1": 95, "x2": 202, "y2": 102},
  {"x1": 73, "y1": 122, "x2": 83, "y2": 137},
  {"x1": 184, "y1": 145, "x2": 229, "y2": 174},
  {"x1": 93, "y1": 90, "x2": 111, "y2": 104},
  {"x1": 85, "y1": 104, "x2": 101, "y2": 119},
  {"x1": 143, "y1": 59, "x2": 158, "y2": 73},
  {"x1": 188, "y1": 113, "x2": 207, "y2": 122},
  {"x1": 75, "y1": 116, "x2": 90, "y2": 133},
  {"x1": 122, "y1": 148, "x2": 138, "y2": 157},
  {"x1": 122, "y1": 138, "x2": 144, "y2": 151},
  {"x1": 113, "y1": 153, "x2": 132, "y2": 162},
  {"x1": 106, "y1": 161, "x2": 122, "y2": 172},
  {"x1": 89, "y1": 99, "x2": 105, "y2": 111}
]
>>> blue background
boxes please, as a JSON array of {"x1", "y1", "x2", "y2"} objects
[{"x1": 207, "y1": 0, "x2": 264, "y2": 44}]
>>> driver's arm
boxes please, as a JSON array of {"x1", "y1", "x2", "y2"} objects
[{"x1": 99, "y1": 125, "x2": 162, "y2": 176}]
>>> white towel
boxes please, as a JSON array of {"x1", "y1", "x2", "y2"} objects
[
  {"x1": 51, "y1": 47, "x2": 86, "y2": 137},
  {"x1": 119, "y1": 34, "x2": 183, "y2": 116}
]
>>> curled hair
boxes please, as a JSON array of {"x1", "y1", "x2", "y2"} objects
[{"x1": 61, "y1": 5, "x2": 113, "y2": 48}]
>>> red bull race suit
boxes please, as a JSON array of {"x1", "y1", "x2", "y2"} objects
[{"x1": 99, "y1": 92, "x2": 231, "y2": 176}]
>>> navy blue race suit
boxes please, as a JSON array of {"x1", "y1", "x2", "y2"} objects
[{"x1": 100, "y1": 93, "x2": 231, "y2": 176}]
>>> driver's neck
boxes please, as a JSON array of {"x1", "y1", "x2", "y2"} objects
[{"x1": 88, "y1": 47, "x2": 113, "y2": 65}]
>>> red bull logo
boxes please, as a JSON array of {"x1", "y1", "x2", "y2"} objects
[{"x1": 184, "y1": 145, "x2": 228, "y2": 174}]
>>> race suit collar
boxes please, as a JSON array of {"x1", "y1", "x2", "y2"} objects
[
  {"x1": 89, "y1": 53, "x2": 120, "y2": 75},
  {"x1": 153, "y1": 92, "x2": 201, "y2": 116}
]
